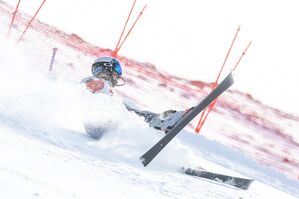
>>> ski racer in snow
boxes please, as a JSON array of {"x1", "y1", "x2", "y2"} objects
[{"x1": 82, "y1": 56, "x2": 187, "y2": 139}]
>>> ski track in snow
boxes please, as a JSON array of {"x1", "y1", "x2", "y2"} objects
[{"x1": 0, "y1": 1, "x2": 299, "y2": 199}]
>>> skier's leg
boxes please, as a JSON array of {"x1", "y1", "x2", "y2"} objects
[{"x1": 84, "y1": 123, "x2": 107, "y2": 140}]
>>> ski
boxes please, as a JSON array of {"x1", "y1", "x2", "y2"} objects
[
  {"x1": 140, "y1": 72, "x2": 234, "y2": 167},
  {"x1": 181, "y1": 167, "x2": 254, "y2": 190}
]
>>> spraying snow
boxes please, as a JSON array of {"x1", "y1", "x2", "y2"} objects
[
  {"x1": 1, "y1": 3, "x2": 299, "y2": 198},
  {"x1": 0, "y1": 41, "x2": 197, "y2": 171}
]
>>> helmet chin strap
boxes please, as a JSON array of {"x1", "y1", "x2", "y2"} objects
[
  {"x1": 110, "y1": 76, "x2": 126, "y2": 87},
  {"x1": 115, "y1": 76, "x2": 126, "y2": 86},
  {"x1": 98, "y1": 74, "x2": 126, "y2": 87}
]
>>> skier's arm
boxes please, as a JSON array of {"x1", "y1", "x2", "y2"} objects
[
  {"x1": 82, "y1": 76, "x2": 113, "y2": 95},
  {"x1": 148, "y1": 110, "x2": 186, "y2": 132},
  {"x1": 124, "y1": 103, "x2": 188, "y2": 132},
  {"x1": 124, "y1": 103, "x2": 158, "y2": 122}
]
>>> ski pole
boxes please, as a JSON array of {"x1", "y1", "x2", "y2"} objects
[{"x1": 49, "y1": 48, "x2": 58, "y2": 71}]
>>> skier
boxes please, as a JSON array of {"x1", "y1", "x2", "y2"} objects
[
  {"x1": 82, "y1": 56, "x2": 124, "y2": 95},
  {"x1": 82, "y1": 56, "x2": 187, "y2": 139}
]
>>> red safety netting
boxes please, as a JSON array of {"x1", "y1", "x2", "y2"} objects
[{"x1": 1, "y1": 0, "x2": 299, "y2": 180}]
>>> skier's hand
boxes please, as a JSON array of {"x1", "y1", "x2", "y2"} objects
[{"x1": 161, "y1": 110, "x2": 177, "y2": 118}]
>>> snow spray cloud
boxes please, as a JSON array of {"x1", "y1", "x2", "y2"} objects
[
  {"x1": 0, "y1": 39, "x2": 198, "y2": 170},
  {"x1": 83, "y1": 94, "x2": 198, "y2": 170},
  {"x1": 0, "y1": 40, "x2": 83, "y2": 131}
]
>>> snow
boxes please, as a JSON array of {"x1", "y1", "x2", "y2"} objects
[
  {"x1": 9, "y1": 0, "x2": 299, "y2": 115},
  {"x1": 1, "y1": 1, "x2": 299, "y2": 199},
  {"x1": 0, "y1": 96, "x2": 297, "y2": 199},
  {"x1": 0, "y1": 38, "x2": 298, "y2": 199}
]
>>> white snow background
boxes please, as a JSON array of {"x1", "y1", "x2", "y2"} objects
[{"x1": 0, "y1": 1, "x2": 299, "y2": 199}]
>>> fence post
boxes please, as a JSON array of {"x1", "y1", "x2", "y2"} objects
[
  {"x1": 7, "y1": 0, "x2": 22, "y2": 37},
  {"x1": 16, "y1": 0, "x2": 47, "y2": 44}
]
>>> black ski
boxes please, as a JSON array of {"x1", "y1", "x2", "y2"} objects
[
  {"x1": 181, "y1": 167, "x2": 254, "y2": 190},
  {"x1": 140, "y1": 72, "x2": 234, "y2": 167}
]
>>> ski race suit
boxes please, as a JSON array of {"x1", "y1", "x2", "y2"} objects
[{"x1": 81, "y1": 76, "x2": 186, "y2": 139}]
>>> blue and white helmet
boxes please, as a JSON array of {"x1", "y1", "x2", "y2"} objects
[
  {"x1": 92, "y1": 57, "x2": 122, "y2": 77},
  {"x1": 91, "y1": 57, "x2": 123, "y2": 86}
]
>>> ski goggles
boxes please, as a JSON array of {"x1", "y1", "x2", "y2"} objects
[
  {"x1": 113, "y1": 61, "x2": 122, "y2": 76},
  {"x1": 92, "y1": 60, "x2": 122, "y2": 77}
]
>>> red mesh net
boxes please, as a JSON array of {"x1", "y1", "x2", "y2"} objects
[{"x1": 1, "y1": 0, "x2": 299, "y2": 180}]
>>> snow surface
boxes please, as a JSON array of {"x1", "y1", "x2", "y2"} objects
[
  {"x1": 1, "y1": 1, "x2": 299, "y2": 199},
  {"x1": 0, "y1": 46, "x2": 298, "y2": 199},
  {"x1": 0, "y1": 47, "x2": 298, "y2": 199}
]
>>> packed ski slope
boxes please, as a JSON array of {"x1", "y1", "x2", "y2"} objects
[{"x1": 0, "y1": 1, "x2": 299, "y2": 198}]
